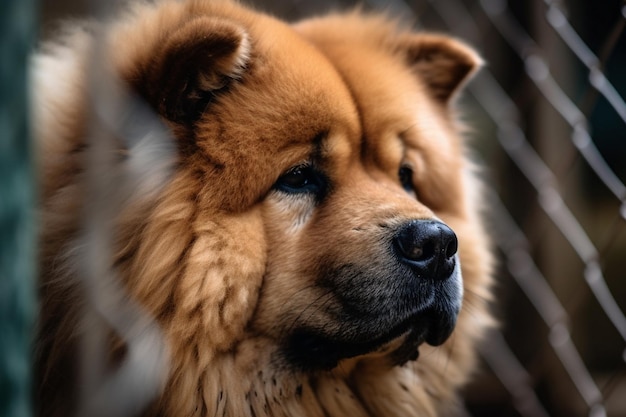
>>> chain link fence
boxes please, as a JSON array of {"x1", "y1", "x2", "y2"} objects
[{"x1": 36, "y1": 0, "x2": 626, "y2": 416}]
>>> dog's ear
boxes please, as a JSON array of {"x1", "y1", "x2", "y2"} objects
[
  {"x1": 138, "y1": 17, "x2": 251, "y2": 122},
  {"x1": 399, "y1": 34, "x2": 481, "y2": 104}
]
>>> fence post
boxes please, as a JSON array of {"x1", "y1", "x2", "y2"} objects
[{"x1": 0, "y1": 0, "x2": 37, "y2": 417}]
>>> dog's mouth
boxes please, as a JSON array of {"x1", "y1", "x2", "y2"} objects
[
  {"x1": 280, "y1": 251, "x2": 464, "y2": 371},
  {"x1": 283, "y1": 306, "x2": 458, "y2": 371},
  {"x1": 385, "y1": 307, "x2": 459, "y2": 366}
]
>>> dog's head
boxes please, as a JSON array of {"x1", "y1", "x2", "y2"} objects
[
  {"x1": 110, "y1": 2, "x2": 483, "y2": 373},
  {"x1": 254, "y1": 16, "x2": 482, "y2": 370}
]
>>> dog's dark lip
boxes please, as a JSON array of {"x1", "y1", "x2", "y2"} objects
[
  {"x1": 283, "y1": 310, "x2": 434, "y2": 371},
  {"x1": 365, "y1": 302, "x2": 459, "y2": 350},
  {"x1": 387, "y1": 326, "x2": 427, "y2": 365},
  {"x1": 366, "y1": 311, "x2": 428, "y2": 350}
]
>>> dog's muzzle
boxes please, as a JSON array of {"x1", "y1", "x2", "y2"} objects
[{"x1": 282, "y1": 219, "x2": 464, "y2": 370}]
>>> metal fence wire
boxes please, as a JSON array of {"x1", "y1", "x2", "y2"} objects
[{"x1": 37, "y1": 0, "x2": 626, "y2": 416}]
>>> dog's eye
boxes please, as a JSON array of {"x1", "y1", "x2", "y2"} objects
[
  {"x1": 275, "y1": 164, "x2": 326, "y2": 195},
  {"x1": 398, "y1": 165, "x2": 415, "y2": 193}
]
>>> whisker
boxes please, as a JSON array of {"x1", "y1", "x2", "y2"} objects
[{"x1": 287, "y1": 289, "x2": 335, "y2": 334}]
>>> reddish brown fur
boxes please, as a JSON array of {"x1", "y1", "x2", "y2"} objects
[{"x1": 32, "y1": 1, "x2": 493, "y2": 416}]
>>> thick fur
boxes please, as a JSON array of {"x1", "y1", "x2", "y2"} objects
[{"x1": 32, "y1": 1, "x2": 494, "y2": 416}]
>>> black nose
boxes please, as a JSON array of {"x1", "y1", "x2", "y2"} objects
[{"x1": 393, "y1": 220, "x2": 458, "y2": 280}]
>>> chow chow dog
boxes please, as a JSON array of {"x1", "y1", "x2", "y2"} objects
[{"x1": 32, "y1": 0, "x2": 493, "y2": 416}]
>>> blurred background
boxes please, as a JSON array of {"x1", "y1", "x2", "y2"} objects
[{"x1": 2, "y1": 0, "x2": 625, "y2": 416}]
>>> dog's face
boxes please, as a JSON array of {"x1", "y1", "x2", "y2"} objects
[
  {"x1": 252, "y1": 20, "x2": 476, "y2": 370},
  {"x1": 114, "y1": 5, "x2": 479, "y2": 372}
]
